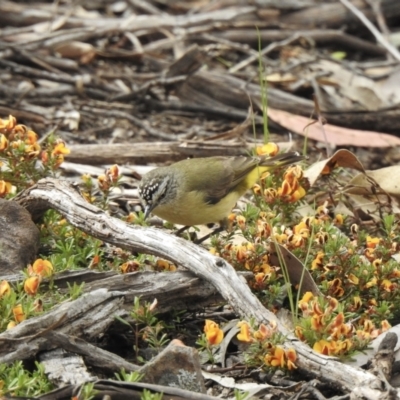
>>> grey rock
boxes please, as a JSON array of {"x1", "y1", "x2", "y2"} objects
[
  {"x1": 139, "y1": 339, "x2": 206, "y2": 393},
  {"x1": 0, "y1": 199, "x2": 40, "y2": 274}
]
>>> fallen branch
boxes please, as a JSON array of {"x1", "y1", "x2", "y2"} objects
[{"x1": 14, "y1": 177, "x2": 382, "y2": 393}]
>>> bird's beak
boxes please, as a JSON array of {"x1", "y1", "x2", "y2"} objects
[{"x1": 144, "y1": 204, "x2": 155, "y2": 220}]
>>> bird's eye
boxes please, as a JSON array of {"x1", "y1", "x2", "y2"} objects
[
  {"x1": 158, "y1": 188, "x2": 167, "y2": 200},
  {"x1": 140, "y1": 177, "x2": 168, "y2": 205}
]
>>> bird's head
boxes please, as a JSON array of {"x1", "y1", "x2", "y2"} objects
[{"x1": 138, "y1": 171, "x2": 174, "y2": 219}]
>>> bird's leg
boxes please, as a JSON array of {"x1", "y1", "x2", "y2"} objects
[
  {"x1": 175, "y1": 225, "x2": 190, "y2": 237},
  {"x1": 194, "y1": 225, "x2": 224, "y2": 244},
  {"x1": 194, "y1": 219, "x2": 229, "y2": 244}
]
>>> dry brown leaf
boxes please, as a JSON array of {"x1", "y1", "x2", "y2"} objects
[
  {"x1": 345, "y1": 166, "x2": 400, "y2": 200},
  {"x1": 269, "y1": 242, "x2": 322, "y2": 297},
  {"x1": 342, "y1": 166, "x2": 400, "y2": 219},
  {"x1": 54, "y1": 41, "x2": 95, "y2": 59},
  {"x1": 304, "y1": 149, "x2": 365, "y2": 187},
  {"x1": 311, "y1": 59, "x2": 400, "y2": 110},
  {"x1": 267, "y1": 107, "x2": 400, "y2": 147},
  {"x1": 342, "y1": 192, "x2": 400, "y2": 221}
]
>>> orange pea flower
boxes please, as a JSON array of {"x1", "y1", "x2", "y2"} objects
[
  {"x1": 24, "y1": 276, "x2": 40, "y2": 296},
  {"x1": 13, "y1": 304, "x2": 25, "y2": 323},
  {"x1": 204, "y1": 320, "x2": 224, "y2": 345},
  {"x1": 286, "y1": 348, "x2": 297, "y2": 370},
  {"x1": 31, "y1": 259, "x2": 53, "y2": 278},
  {"x1": 0, "y1": 280, "x2": 11, "y2": 297},
  {"x1": 256, "y1": 142, "x2": 279, "y2": 156},
  {"x1": 265, "y1": 346, "x2": 285, "y2": 368},
  {"x1": 237, "y1": 321, "x2": 253, "y2": 343}
]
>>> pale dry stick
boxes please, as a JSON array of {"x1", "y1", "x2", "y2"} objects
[
  {"x1": 127, "y1": 0, "x2": 165, "y2": 15},
  {"x1": 365, "y1": 0, "x2": 391, "y2": 37},
  {"x1": 3, "y1": 7, "x2": 255, "y2": 51},
  {"x1": 338, "y1": 0, "x2": 400, "y2": 61},
  {"x1": 15, "y1": 178, "x2": 382, "y2": 393}
]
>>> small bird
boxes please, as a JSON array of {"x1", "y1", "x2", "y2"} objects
[{"x1": 138, "y1": 152, "x2": 305, "y2": 228}]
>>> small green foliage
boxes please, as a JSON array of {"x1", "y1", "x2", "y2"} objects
[
  {"x1": 67, "y1": 281, "x2": 85, "y2": 300},
  {"x1": 382, "y1": 214, "x2": 396, "y2": 237},
  {"x1": 234, "y1": 388, "x2": 250, "y2": 400},
  {"x1": 196, "y1": 333, "x2": 218, "y2": 365},
  {"x1": 41, "y1": 210, "x2": 104, "y2": 273},
  {"x1": 330, "y1": 51, "x2": 347, "y2": 60},
  {"x1": 0, "y1": 361, "x2": 53, "y2": 397},
  {"x1": 79, "y1": 382, "x2": 98, "y2": 400},
  {"x1": 134, "y1": 210, "x2": 151, "y2": 226},
  {"x1": 141, "y1": 389, "x2": 163, "y2": 400},
  {"x1": 116, "y1": 297, "x2": 170, "y2": 362},
  {"x1": 114, "y1": 368, "x2": 143, "y2": 382}
]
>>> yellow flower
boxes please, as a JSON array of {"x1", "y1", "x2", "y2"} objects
[
  {"x1": 156, "y1": 259, "x2": 176, "y2": 271},
  {"x1": 253, "y1": 323, "x2": 272, "y2": 341},
  {"x1": 380, "y1": 279, "x2": 395, "y2": 291},
  {"x1": 295, "y1": 326, "x2": 305, "y2": 341},
  {"x1": 334, "y1": 214, "x2": 344, "y2": 225},
  {"x1": 204, "y1": 320, "x2": 224, "y2": 345},
  {"x1": 236, "y1": 321, "x2": 253, "y2": 343},
  {"x1": 120, "y1": 261, "x2": 140, "y2": 273},
  {"x1": 0, "y1": 180, "x2": 12, "y2": 197},
  {"x1": 313, "y1": 339, "x2": 335, "y2": 355},
  {"x1": 235, "y1": 215, "x2": 246, "y2": 229},
  {"x1": 256, "y1": 142, "x2": 279, "y2": 156},
  {"x1": 24, "y1": 143, "x2": 41, "y2": 157},
  {"x1": 263, "y1": 187, "x2": 278, "y2": 202},
  {"x1": 25, "y1": 130, "x2": 38, "y2": 145},
  {"x1": 372, "y1": 258, "x2": 382, "y2": 268},
  {"x1": 88, "y1": 255, "x2": 101, "y2": 269},
  {"x1": 0, "y1": 115, "x2": 16, "y2": 131},
  {"x1": 278, "y1": 180, "x2": 291, "y2": 197},
  {"x1": 0, "y1": 280, "x2": 11, "y2": 297},
  {"x1": 52, "y1": 142, "x2": 70, "y2": 156},
  {"x1": 298, "y1": 292, "x2": 314, "y2": 308},
  {"x1": 98, "y1": 174, "x2": 110, "y2": 191},
  {"x1": 352, "y1": 296, "x2": 362, "y2": 311},
  {"x1": 366, "y1": 236, "x2": 380, "y2": 249},
  {"x1": 286, "y1": 348, "x2": 297, "y2": 370},
  {"x1": 31, "y1": 259, "x2": 53, "y2": 278},
  {"x1": 288, "y1": 186, "x2": 306, "y2": 202},
  {"x1": 235, "y1": 243, "x2": 255, "y2": 263},
  {"x1": 0, "y1": 134, "x2": 8, "y2": 151},
  {"x1": 381, "y1": 320, "x2": 391, "y2": 332},
  {"x1": 327, "y1": 297, "x2": 339, "y2": 312},
  {"x1": 7, "y1": 321, "x2": 16, "y2": 330},
  {"x1": 328, "y1": 278, "x2": 344, "y2": 297},
  {"x1": 362, "y1": 319, "x2": 375, "y2": 333},
  {"x1": 107, "y1": 164, "x2": 120, "y2": 183},
  {"x1": 24, "y1": 276, "x2": 40, "y2": 296},
  {"x1": 347, "y1": 274, "x2": 359, "y2": 285},
  {"x1": 293, "y1": 220, "x2": 309, "y2": 235},
  {"x1": 13, "y1": 304, "x2": 25, "y2": 323},
  {"x1": 365, "y1": 277, "x2": 377, "y2": 289},
  {"x1": 311, "y1": 314, "x2": 324, "y2": 331},
  {"x1": 265, "y1": 346, "x2": 285, "y2": 368}
]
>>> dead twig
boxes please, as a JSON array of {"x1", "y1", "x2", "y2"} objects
[{"x1": 338, "y1": 0, "x2": 400, "y2": 61}]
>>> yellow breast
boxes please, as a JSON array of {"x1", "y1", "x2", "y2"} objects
[{"x1": 153, "y1": 190, "x2": 241, "y2": 226}]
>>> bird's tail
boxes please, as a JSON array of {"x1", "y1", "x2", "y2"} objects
[{"x1": 260, "y1": 152, "x2": 307, "y2": 168}]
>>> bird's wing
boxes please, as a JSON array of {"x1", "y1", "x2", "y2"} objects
[{"x1": 200, "y1": 156, "x2": 259, "y2": 205}]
